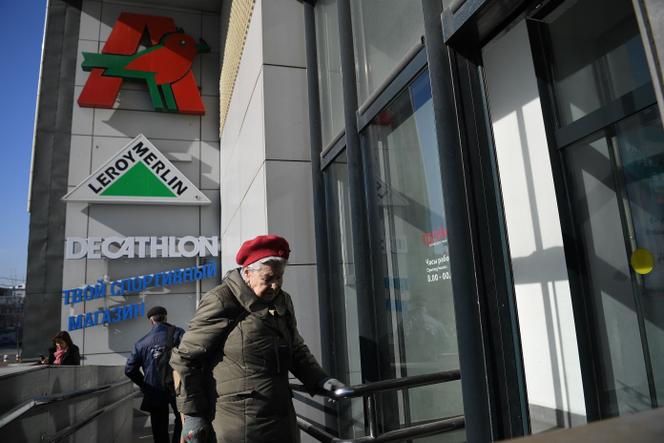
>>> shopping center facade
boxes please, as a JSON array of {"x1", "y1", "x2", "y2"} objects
[{"x1": 23, "y1": 0, "x2": 664, "y2": 441}]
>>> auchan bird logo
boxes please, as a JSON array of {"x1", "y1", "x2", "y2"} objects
[{"x1": 78, "y1": 13, "x2": 209, "y2": 114}]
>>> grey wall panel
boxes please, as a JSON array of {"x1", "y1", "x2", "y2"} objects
[
  {"x1": 221, "y1": 69, "x2": 266, "y2": 233},
  {"x1": 202, "y1": 13, "x2": 222, "y2": 53},
  {"x1": 201, "y1": 52, "x2": 222, "y2": 97},
  {"x1": 86, "y1": 204, "x2": 199, "y2": 236},
  {"x1": 265, "y1": 160, "x2": 316, "y2": 265},
  {"x1": 201, "y1": 141, "x2": 220, "y2": 189},
  {"x1": 79, "y1": 0, "x2": 101, "y2": 41},
  {"x1": 68, "y1": 136, "x2": 93, "y2": 186},
  {"x1": 263, "y1": 65, "x2": 310, "y2": 161},
  {"x1": 92, "y1": 108, "x2": 200, "y2": 140},
  {"x1": 202, "y1": 95, "x2": 221, "y2": 141},
  {"x1": 71, "y1": 86, "x2": 94, "y2": 135},
  {"x1": 262, "y1": 0, "x2": 306, "y2": 68},
  {"x1": 201, "y1": 190, "x2": 222, "y2": 236},
  {"x1": 98, "y1": 2, "x2": 201, "y2": 42}
]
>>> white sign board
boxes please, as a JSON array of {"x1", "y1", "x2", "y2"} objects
[{"x1": 63, "y1": 134, "x2": 210, "y2": 205}]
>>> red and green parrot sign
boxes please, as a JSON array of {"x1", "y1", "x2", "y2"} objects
[{"x1": 78, "y1": 13, "x2": 209, "y2": 115}]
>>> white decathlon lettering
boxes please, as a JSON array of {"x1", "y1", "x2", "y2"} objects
[{"x1": 64, "y1": 236, "x2": 220, "y2": 259}]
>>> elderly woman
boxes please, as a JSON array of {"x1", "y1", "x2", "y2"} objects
[{"x1": 171, "y1": 235, "x2": 343, "y2": 443}]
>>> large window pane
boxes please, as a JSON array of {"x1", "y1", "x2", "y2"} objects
[
  {"x1": 350, "y1": 0, "x2": 425, "y2": 104},
  {"x1": 543, "y1": 0, "x2": 650, "y2": 126},
  {"x1": 362, "y1": 70, "x2": 465, "y2": 442},
  {"x1": 316, "y1": 0, "x2": 344, "y2": 147}
]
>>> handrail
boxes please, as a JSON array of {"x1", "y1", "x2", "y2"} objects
[
  {"x1": 291, "y1": 369, "x2": 461, "y2": 399},
  {"x1": 290, "y1": 369, "x2": 464, "y2": 442},
  {"x1": 297, "y1": 414, "x2": 466, "y2": 443},
  {"x1": 0, "y1": 379, "x2": 134, "y2": 429}
]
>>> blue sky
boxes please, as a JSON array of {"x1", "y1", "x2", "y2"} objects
[{"x1": 0, "y1": 2, "x2": 47, "y2": 285}]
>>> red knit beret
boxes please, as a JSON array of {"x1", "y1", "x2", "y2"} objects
[{"x1": 236, "y1": 235, "x2": 290, "y2": 267}]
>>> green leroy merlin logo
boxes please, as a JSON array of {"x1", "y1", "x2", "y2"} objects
[{"x1": 63, "y1": 134, "x2": 210, "y2": 205}]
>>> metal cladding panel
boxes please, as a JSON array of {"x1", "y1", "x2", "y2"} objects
[
  {"x1": 23, "y1": 0, "x2": 82, "y2": 358},
  {"x1": 265, "y1": 160, "x2": 316, "y2": 266}
]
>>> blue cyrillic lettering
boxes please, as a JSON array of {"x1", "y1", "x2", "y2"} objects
[
  {"x1": 111, "y1": 281, "x2": 124, "y2": 296},
  {"x1": 68, "y1": 315, "x2": 84, "y2": 331}
]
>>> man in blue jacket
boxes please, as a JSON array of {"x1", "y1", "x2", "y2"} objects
[{"x1": 126, "y1": 306, "x2": 185, "y2": 443}]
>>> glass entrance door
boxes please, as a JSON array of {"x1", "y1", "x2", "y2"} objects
[
  {"x1": 529, "y1": 0, "x2": 664, "y2": 418},
  {"x1": 562, "y1": 105, "x2": 664, "y2": 414}
]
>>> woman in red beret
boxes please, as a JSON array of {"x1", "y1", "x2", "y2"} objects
[{"x1": 171, "y1": 234, "x2": 344, "y2": 443}]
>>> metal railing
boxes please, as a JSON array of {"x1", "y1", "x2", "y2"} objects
[
  {"x1": 0, "y1": 378, "x2": 136, "y2": 430},
  {"x1": 290, "y1": 369, "x2": 465, "y2": 443},
  {"x1": 0, "y1": 368, "x2": 139, "y2": 442},
  {"x1": 46, "y1": 387, "x2": 140, "y2": 443}
]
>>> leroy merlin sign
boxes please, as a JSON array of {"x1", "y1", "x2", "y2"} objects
[{"x1": 63, "y1": 134, "x2": 210, "y2": 204}]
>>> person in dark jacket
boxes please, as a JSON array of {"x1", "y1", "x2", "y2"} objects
[
  {"x1": 126, "y1": 306, "x2": 185, "y2": 443},
  {"x1": 47, "y1": 330, "x2": 80, "y2": 365},
  {"x1": 171, "y1": 235, "x2": 346, "y2": 443}
]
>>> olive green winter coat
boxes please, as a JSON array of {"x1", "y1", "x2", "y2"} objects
[{"x1": 170, "y1": 269, "x2": 328, "y2": 443}]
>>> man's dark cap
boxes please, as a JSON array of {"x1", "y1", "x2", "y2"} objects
[{"x1": 147, "y1": 306, "x2": 167, "y2": 318}]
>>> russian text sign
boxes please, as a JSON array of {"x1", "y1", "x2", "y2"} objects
[
  {"x1": 64, "y1": 263, "x2": 218, "y2": 331},
  {"x1": 63, "y1": 135, "x2": 210, "y2": 205}
]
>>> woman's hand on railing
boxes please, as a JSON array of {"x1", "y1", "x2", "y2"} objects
[
  {"x1": 322, "y1": 378, "x2": 346, "y2": 393},
  {"x1": 321, "y1": 378, "x2": 347, "y2": 402}
]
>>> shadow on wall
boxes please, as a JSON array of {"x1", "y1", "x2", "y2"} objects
[{"x1": 506, "y1": 103, "x2": 576, "y2": 428}]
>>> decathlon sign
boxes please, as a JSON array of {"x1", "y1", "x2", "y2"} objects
[
  {"x1": 62, "y1": 134, "x2": 210, "y2": 205},
  {"x1": 65, "y1": 236, "x2": 219, "y2": 259}
]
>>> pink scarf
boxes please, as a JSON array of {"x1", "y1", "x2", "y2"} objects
[{"x1": 53, "y1": 347, "x2": 67, "y2": 365}]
